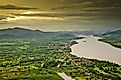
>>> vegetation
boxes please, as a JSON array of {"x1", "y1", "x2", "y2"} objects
[
  {"x1": 0, "y1": 28, "x2": 121, "y2": 80},
  {"x1": 74, "y1": 37, "x2": 85, "y2": 40},
  {"x1": 98, "y1": 30, "x2": 121, "y2": 48}
]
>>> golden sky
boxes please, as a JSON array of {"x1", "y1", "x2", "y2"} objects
[
  {"x1": 0, "y1": 0, "x2": 121, "y2": 31},
  {"x1": 0, "y1": 0, "x2": 120, "y2": 11}
]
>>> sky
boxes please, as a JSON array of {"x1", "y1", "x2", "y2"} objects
[{"x1": 0, "y1": 0, "x2": 121, "y2": 31}]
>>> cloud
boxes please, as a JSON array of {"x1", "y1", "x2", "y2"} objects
[
  {"x1": 0, "y1": 0, "x2": 121, "y2": 31},
  {"x1": 51, "y1": 0, "x2": 121, "y2": 12},
  {"x1": 0, "y1": 4, "x2": 37, "y2": 10},
  {"x1": 51, "y1": 2, "x2": 94, "y2": 10},
  {"x1": 0, "y1": 0, "x2": 121, "y2": 12}
]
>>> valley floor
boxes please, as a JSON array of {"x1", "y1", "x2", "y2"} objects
[{"x1": 0, "y1": 38, "x2": 121, "y2": 80}]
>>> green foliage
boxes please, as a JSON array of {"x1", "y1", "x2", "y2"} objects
[
  {"x1": 0, "y1": 29, "x2": 121, "y2": 80},
  {"x1": 99, "y1": 30, "x2": 121, "y2": 48}
]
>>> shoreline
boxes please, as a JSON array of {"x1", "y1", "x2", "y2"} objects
[
  {"x1": 98, "y1": 39, "x2": 121, "y2": 49},
  {"x1": 69, "y1": 35, "x2": 121, "y2": 65}
]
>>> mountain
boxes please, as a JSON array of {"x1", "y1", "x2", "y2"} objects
[
  {"x1": 101, "y1": 30, "x2": 121, "y2": 41},
  {"x1": 102, "y1": 30, "x2": 121, "y2": 35},
  {"x1": 0, "y1": 4, "x2": 36, "y2": 10},
  {"x1": 98, "y1": 30, "x2": 121, "y2": 48},
  {"x1": 0, "y1": 27, "x2": 75, "y2": 40},
  {"x1": 0, "y1": 27, "x2": 44, "y2": 39},
  {"x1": 0, "y1": 27, "x2": 99, "y2": 40}
]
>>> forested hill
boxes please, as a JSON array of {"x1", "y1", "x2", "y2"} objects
[
  {"x1": 0, "y1": 27, "x2": 102, "y2": 40},
  {"x1": 101, "y1": 30, "x2": 121, "y2": 41},
  {"x1": 99, "y1": 30, "x2": 121, "y2": 48},
  {"x1": 0, "y1": 27, "x2": 75, "y2": 40}
]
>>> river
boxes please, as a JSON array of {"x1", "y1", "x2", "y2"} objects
[{"x1": 70, "y1": 35, "x2": 121, "y2": 65}]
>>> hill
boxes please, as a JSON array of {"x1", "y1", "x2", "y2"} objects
[
  {"x1": 101, "y1": 30, "x2": 121, "y2": 41},
  {"x1": 99, "y1": 30, "x2": 121, "y2": 48},
  {"x1": 0, "y1": 27, "x2": 75, "y2": 40}
]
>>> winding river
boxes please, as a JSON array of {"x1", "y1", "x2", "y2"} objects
[{"x1": 70, "y1": 35, "x2": 121, "y2": 65}]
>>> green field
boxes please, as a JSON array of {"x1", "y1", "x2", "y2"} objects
[{"x1": 0, "y1": 39, "x2": 121, "y2": 80}]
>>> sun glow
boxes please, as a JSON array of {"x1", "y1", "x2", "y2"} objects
[{"x1": 1, "y1": 16, "x2": 64, "y2": 22}]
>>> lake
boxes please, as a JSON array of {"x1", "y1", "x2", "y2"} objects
[{"x1": 70, "y1": 35, "x2": 121, "y2": 65}]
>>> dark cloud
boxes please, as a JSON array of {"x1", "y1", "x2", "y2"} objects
[
  {"x1": 0, "y1": 0, "x2": 121, "y2": 10},
  {"x1": 0, "y1": 0, "x2": 121, "y2": 30},
  {"x1": 51, "y1": 0, "x2": 121, "y2": 12},
  {"x1": 0, "y1": 0, "x2": 121, "y2": 13}
]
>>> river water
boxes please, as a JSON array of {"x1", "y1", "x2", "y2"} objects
[{"x1": 70, "y1": 35, "x2": 121, "y2": 65}]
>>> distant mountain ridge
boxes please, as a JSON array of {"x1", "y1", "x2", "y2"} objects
[
  {"x1": 0, "y1": 27, "x2": 75, "y2": 40},
  {"x1": 0, "y1": 27, "x2": 44, "y2": 39},
  {"x1": 0, "y1": 27, "x2": 108, "y2": 40},
  {"x1": 100, "y1": 29, "x2": 121, "y2": 42},
  {"x1": 102, "y1": 30, "x2": 121, "y2": 35}
]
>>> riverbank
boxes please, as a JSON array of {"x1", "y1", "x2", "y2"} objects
[
  {"x1": 98, "y1": 39, "x2": 121, "y2": 49},
  {"x1": 70, "y1": 35, "x2": 121, "y2": 65},
  {"x1": 0, "y1": 37, "x2": 121, "y2": 80}
]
